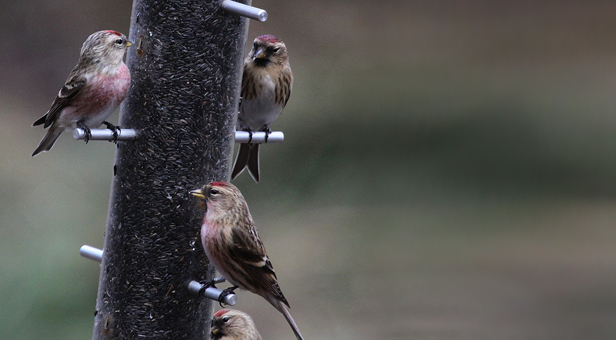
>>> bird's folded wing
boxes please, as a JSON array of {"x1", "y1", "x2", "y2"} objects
[
  {"x1": 229, "y1": 226, "x2": 288, "y2": 303},
  {"x1": 43, "y1": 75, "x2": 87, "y2": 128}
]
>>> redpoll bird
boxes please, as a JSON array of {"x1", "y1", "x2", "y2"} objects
[
  {"x1": 231, "y1": 35, "x2": 293, "y2": 183},
  {"x1": 211, "y1": 309, "x2": 262, "y2": 340},
  {"x1": 191, "y1": 182, "x2": 303, "y2": 340},
  {"x1": 31, "y1": 30, "x2": 132, "y2": 156}
]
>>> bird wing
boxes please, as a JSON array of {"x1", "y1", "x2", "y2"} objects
[
  {"x1": 41, "y1": 74, "x2": 87, "y2": 128},
  {"x1": 240, "y1": 64, "x2": 257, "y2": 101},
  {"x1": 229, "y1": 226, "x2": 289, "y2": 305},
  {"x1": 280, "y1": 68, "x2": 292, "y2": 108},
  {"x1": 229, "y1": 226, "x2": 274, "y2": 275}
]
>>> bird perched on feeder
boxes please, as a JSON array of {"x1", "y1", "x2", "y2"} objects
[
  {"x1": 191, "y1": 182, "x2": 304, "y2": 340},
  {"x1": 231, "y1": 35, "x2": 293, "y2": 182},
  {"x1": 211, "y1": 309, "x2": 262, "y2": 340},
  {"x1": 31, "y1": 30, "x2": 132, "y2": 156}
]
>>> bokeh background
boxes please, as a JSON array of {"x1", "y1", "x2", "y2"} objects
[{"x1": 2, "y1": 1, "x2": 616, "y2": 339}]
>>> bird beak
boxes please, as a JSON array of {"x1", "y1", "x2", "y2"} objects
[
  {"x1": 211, "y1": 328, "x2": 220, "y2": 336},
  {"x1": 125, "y1": 41, "x2": 133, "y2": 47},
  {"x1": 253, "y1": 47, "x2": 266, "y2": 60},
  {"x1": 190, "y1": 189, "x2": 205, "y2": 199}
]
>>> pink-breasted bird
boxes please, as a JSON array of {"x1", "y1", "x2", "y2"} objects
[
  {"x1": 191, "y1": 182, "x2": 304, "y2": 340},
  {"x1": 31, "y1": 30, "x2": 132, "y2": 156},
  {"x1": 211, "y1": 309, "x2": 262, "y2": 340},
  {"x1": 231, "y1": 35, "x2": 293, "y2": 183}
]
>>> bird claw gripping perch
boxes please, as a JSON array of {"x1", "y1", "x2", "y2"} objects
[
  {"x1": 77, "y1": 121, "x2": 92, "y2": 144},
  {"x1": 218, "y1": 285, "x2": 239, "y2": 307},
  {"x1": 201, "y1": 278, "x2": 240, "y2": 307},
  {"x1": 187, "y1": 280, "x2": 237, "y2": 306},
  {"x1": 102, "y1": 121, "x2": 121, "y2": 143},
  {"x1": 245, "y1": 129, "x2": 254, "y2": 143},
  {"x1": 259, "y1": 126, "x2": 272, "y2": 143},
  {"x1": 199, "y1": 277, "x2": 227, "y2": 292}
]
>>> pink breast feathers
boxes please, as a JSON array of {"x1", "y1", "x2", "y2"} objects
[
  {"x1": 90, "y1": 65, "x2": 130, "y2": 109},
  {"x1": 62, "y1": 64, "x2": 130, "y2": 126}
]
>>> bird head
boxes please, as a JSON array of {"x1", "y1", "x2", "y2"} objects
[
  {"x1": 80, "y1": 30, "x2": 132, "y2": 69},
  {"x1": 210, "y1": 309, "x2": 260, "y2": 340},
  {"x1": 249, "y1": 35, "x2": 288, "y2": 66},
  {"x1": 191, "y1": 182, "x2": 249, "y2": 222},
  {"x1": 190, "y1": 182, "x2": 231, "y2": 202}
]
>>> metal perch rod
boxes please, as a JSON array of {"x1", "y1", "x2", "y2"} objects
[
  {"x1": 188, "y1": 280, "x2": 237, "y2": 306},
  {"x1": 234, "y1": 131, "x2": 284, "y2": 143},
  {"x1": 74, "y1": 129, "x2": 283, "y2": 144},
  {"x1": 80, "y1": 245, "x2": 104, "y2": 262},
  {"x1": 222, "y1": 0, "x2": 268, "y2": 22},
  {"x1": 73, "y1": 128, "x2": 137, "y2": 141}
]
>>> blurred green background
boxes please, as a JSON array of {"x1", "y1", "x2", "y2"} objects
[{"x1": 2, "y1": 1, "x2": 616, "y2": 339}]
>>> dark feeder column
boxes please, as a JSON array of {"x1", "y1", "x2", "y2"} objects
[{"x1": 92, "y1": 1, "x2": 251, "y2": 339}]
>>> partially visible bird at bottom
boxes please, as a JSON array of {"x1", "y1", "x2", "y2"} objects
[
  {"x1": 211, "y1": 309, "x2": 262, "y2": 340},
  {"x1": 31, "y1": 30, "x2": 132, "y2": 157},
  {"x1": 231, "y1": 34, "x2": 293, "y2": 183},
  {"x1": 191, "y1": 182, "x2": 304, "y2": 340}
]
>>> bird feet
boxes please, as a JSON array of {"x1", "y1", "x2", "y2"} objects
[
  {"x1": 259, "y1": 126, "x2": 272, "y2": 143},
  {"x1": 218, "y1": 285, "x2": 239, "y2": 307},
  {"x1": 197, "y1": 279, "x2": 236, "y2": 307},
  {"x1": 241, "y1": 127, "x2": 254, "y2": 143},
  {"x1": 103, "y1": 121, "x2": 121, "y2": 143},
  {"x1": 198, "y1": 277, "x2": 227, "y2": 294},
  {"x1": 77, "y1": 121, "x2": 92, "y2": 144}
]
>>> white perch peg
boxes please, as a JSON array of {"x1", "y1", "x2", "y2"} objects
[
  {"x1": 188, "y1": 280, "x2": 237, "y2": 306},
  {"x1": 73, "y1": 128, "x2": 137, "y2": 141},
  {"x1": 234, "y1": 131, "x2": 284, "y2": 144},
  {"x1": 80, "y1": 245, "x2": 103, "y2": 262},
  {"x1": 222, "y1": 0, "x2": 268, "y2": 22}
]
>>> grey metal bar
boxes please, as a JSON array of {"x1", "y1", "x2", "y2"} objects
[
  {"x1": 222, "y1": 0, "x2": 267, "y2": 22},
  {"x1": 234, "y1": 131, "x2": 284, "y2": 143},
  {"x1": 188, "y1": 280, "x2": 237, "y2": 306},
  {"x1": 79, "y1": 245, "x2": 103, "y2": 262},
  {"x1": 73, "y1": 128, "x2": 137, "y2": 141}
]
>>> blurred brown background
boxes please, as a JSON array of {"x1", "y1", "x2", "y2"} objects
[{"x1": 2, "y1": 1, "x2": 616, "y2": 339}]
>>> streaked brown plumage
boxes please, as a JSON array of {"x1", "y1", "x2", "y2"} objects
[
  {"x1": 191, "y1": 182, "x2": 303, "y2": 340},
  {"x1": 231, "y1": 35, "x2": 293, "y2": 182}
]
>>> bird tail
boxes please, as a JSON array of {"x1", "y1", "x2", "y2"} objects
[
  {"x1": 32, "y1": 124, "x2": 63, "y2": 157},
  {"x1": 275, "y1": 300, "x2": 304, "y2": 340},
  {"x1": 231, "y1": 143, "x2": 260, "y2": 183},
  {"x1": 32, "y1": 114, "x2": 47, "y2": 127}
]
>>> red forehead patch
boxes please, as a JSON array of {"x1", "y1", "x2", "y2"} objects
[
  {"x1": 104, "y1": 30, "x2": 122, "y2": 37},
  {"x1": 210, "y1": 181, "x2": 228, "y2": 187},
  {"x1": 257, "y1": 34, "x2": 281, "y2": 44},
  {"x1": 213, "y1": 309, "x2": 229, "y2": 317}
]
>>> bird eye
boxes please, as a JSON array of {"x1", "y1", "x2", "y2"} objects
[
  {"x1": 115, "y1": 39, "x2": 124, "y2": 45},
  {"x1": 273, "y1": 47, "x2": 280, "y2": 52},
  {"x1": 222, "y1": 316, "x2": 229, "y2": 322},
  {"x1": 210, "y1": 189, "x2": 219, "y2": 195}
]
